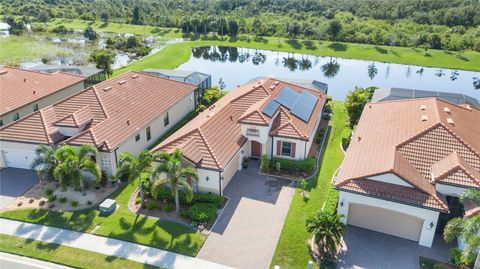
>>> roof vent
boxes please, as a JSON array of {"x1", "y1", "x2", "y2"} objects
[
  {"x1": 118, "y1": 80, "x2": 127, "y2": 85},
  {"x1": 24, "y1": 78, "x2": 27, "y2": 82},
  {"x1": 421, "y1": 115, "x2": 428, "y2": 122},
  {"x1": 274, "y1": 81, "x2": 279, "y2": 85},
  {"x1": 447, "y1": 118, "x2": 454, "y2": 125},
  {"x1": 252, "y1": 85, "x2": 256, "y2": 89},
  {"x1": 131, "y1": 74, "x2": 139, "y2": 79},
  {"x1": 33, "y1": 90, "x2": 36, "y2": 95},
  {"x1": 103, "y1": 86, "x2": 112, "y2": 92},
  {"x1": 0, "y1": 69, "x2": 7, "y2": 75},
  {"x1": 420, "y1": 105, "x2": 427, "y2": 111},
  {"x1": 460, "y1": 104, "x2": 472, "y2": 111},
  {"x1": 269, "y1": 85, "x2": 275, "y2": 90},
  {"x1": 126, "y1": 119, "x2": 130, "y2": 125},
  {"x1": 229, "y1": 115, "x2": 233, "y2": 121},
  {"x1": 444, "y1": 107, "x2": 451, "y2": 114},
  {"x1": 357, "y1": 136, "x2": 361, "y2": 142}
]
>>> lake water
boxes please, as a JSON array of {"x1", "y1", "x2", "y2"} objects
[{"x1": 176, "y1": 46, "x2": 480, "y2": 100}]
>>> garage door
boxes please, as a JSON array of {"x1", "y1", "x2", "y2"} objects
[
  {"x1": 348, "y1": 203, "x2": 423, "y2": 242},
  {"x1": 2, "y1": 149, "x2": 36, "y2": 169}
]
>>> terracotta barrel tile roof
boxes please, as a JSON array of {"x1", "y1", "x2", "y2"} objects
[
  {"x1": 0, "y1": 66, "x2": 85, "y2": 116},
  {"x1": 335, "y1": 97, "x2": 480, "y2": 211},
  {"x1": 0, "y1": 71, "x2": 197, "y2": 151}
]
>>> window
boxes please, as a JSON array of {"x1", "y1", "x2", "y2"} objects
[
  {"x1": 281, "y1": 142, "x2": 292, "y2": 156},
  {"x1": 135, "y1": 134, "x2": 140, "y2": 142},
  {"x1": 0, "y1": 119, "x2": 3, "y2": 126},
  {"x1": 246, "y1": 128, "x2": 259, "y2": 136},
  {"x1": 164, "y1": 112, "x2": 169, "y2": 126},
  {"x1": 146, "y1": 126, "x2": 151, "y2": 141},
  {"x1": 13, "y1": 112, "x2": 19, "y2": 121},
  {"x1": 33, "y1": 103, "x2": 39, "y2": 112}
]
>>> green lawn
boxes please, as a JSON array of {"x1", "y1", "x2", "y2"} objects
[
  {"x1": 270, "y1": 101, "x2": 349, "y2": 268},
  {"x1": 0, "y1": 34, "x2": 59, "y2": 64},
  {"x1": 0, "y1": 178, "x2": 205, "y2": 256},
  {"x1": 0, "y1": 234, "x2": 158, "y2": 269}
]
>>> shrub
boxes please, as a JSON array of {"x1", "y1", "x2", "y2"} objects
[
  {"x1": 192, "y1": 193, "x2": 224, "y2": 207},
  {"x1": 270, "y1": 157, "x2": 315, "y2": 174},
  {"x1": 87, "y1": 201, "x2": 92, "y2": 206},
  {"x1": 39, "y1": 200, "x2": 46, "y2": 206},
  {"x1": 59, "y1": 197, "x2": 67, "y2": 203},
  {"x1": 260, "y1": 154, "x2": 269, "y2": 172},
  {"x1": 323, "y1": 189, "x2": 339, "y2": 214},
  {"x1": 449, "y1": 247, "x2": 475, "y2": 268},
  {"x1": 341, "y1": 129, "x2": 352, "y2": 151},
  {"x1": 324, "y1": 101, "x2": 333, "y2": 113},
  {"x1": 45, "y1": 188, "x2": 53, "y2": 196},
  {"x1": 135, "y1": 197, "x2": 141, "y2": 204},
  {"x1": 47, "y1": 194, "x2": 56, "y2": 202},
  {"x1": 71, "y1": 201, "x2": 78, "y2": 207},
  {"x1": 49, "y1": 204, "x2": 55, "y2": 209},
  {"x1": 164, "y1": 203, "x2": 174, "y2": 212},
  {"x1": 29, "y1": 198, "x2": 34, "y2": 204},
  {"x1": 186, "y1": 203, "x2": 217, "y2": 223},
  {"x1": 322, "y1": 113, "x2": 331, "y2": 120},
  {"x1": 146, "y1": 200, "x2": 158, "y2": 210},
  {"x1": 17, "y1": 201, "x2": 23, "y2": 207}
]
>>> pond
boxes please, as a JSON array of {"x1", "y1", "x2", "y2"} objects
[{"x1": 177, "y1": 46, "x2": 480, "y2": 100}]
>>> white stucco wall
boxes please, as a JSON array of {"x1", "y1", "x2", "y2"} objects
[
  {"x1": 197, "y1": 168, "x2": 221, "y2": 194},
  {"x1": 369, "y1": 173, "x2": 414, "y2": 188},
  {"x1": 240, "y1": 124, "x2": 270, "y2": 144},
  {"x1": 0, "y1": 82, "x2": 84, "y2": 126},
  {"x1": 337, "y1": 191, "x2": 440, "y2": 247},
  {"x1": 272, "y1": 136, "x2": 307, "y2": 160}
]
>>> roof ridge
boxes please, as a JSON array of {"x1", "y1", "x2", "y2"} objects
[
  {"x1": 91, "y1": 86, "x2": 109, "y2": 118},
  {"x1": 238, "y1": 109, "x2": 269, "y2": 124},
  {"x1": 439, "y1": 122, "x2": 480, "y2": 159},
  {"x1": 133, "y1": 70, "x2": 199, "y2": 88},
  {"x1": 1, "y1": 66, "x2": 85, "y2": 79},
  {"x1": 197, "y1": 129, "x2": 221, "y2": 169},
  {"x1": 38, "y1": 110, "x2": 53, "y2": 144}
]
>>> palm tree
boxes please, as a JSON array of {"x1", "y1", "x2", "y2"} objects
[
  {"x1": 54, "y1": 144, "x2": 101, "y2": 196},
  {"x1": 305, "y1": 210, "x2": 346, "y2": 260},
  {"x1": 115, "y1": 150, "x2": 155, "y2": 208},
  {"x1": 153, "y1": 149, "x2": 199, "y2": 215},
  {"x1": 321, "y1": 57, "x2": 340, "y2": 78},
  {"x1": 444, "y1": 189, "x2": 480, "y2": 266},
  {"x1": 31, "y1": 145, "x2": 57, "y2": 182}
]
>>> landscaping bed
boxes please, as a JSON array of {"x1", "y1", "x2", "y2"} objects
[{"x1": 419, "y1": 256, "x2": 458, "y2": 269}]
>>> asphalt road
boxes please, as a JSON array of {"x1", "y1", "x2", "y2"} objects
[{"x1": 0, "y1": 252, "x2": 72, "y2": 269}]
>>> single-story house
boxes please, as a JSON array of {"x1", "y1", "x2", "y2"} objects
[
  {"x1": 0, "y1": 22, "x2": 10, "y2": 37},
  {"x1": 0, "y1": 71, "x2": 197, "y2": 175},
  {"x1": 0, "y1": 66, "x2": 86, "y2": 126},
  {"x1": 28, "y1": 64, "x2": 107, "y2": 87},
  {"x1": 153, "y1": 78, "x2": 327, "y2": 195},
  {"x1": 334, "y1": 97, "x2": 480, "y2": 247},
  {"x1": 143, "y1": 69, "x2": 211, "y2": 106}
]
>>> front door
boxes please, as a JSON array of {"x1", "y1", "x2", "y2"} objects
[{"x1": 251, "y1": 141, "x2": 262, "y2": 158}]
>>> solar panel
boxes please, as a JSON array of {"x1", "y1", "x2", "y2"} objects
[
  {"x1": 262, "y1": 100, "x2": 280, "y2": 117},
  {"x1": 291, "y1": 91, "x2": 318, "y2": 122},
  {"x1": 274, "y1": 87, "x2": 300, "y2": 109}
]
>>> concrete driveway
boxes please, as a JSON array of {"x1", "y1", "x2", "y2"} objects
[
  {"x1": 337, "y1": 225, "x2": 454, "y2": 269},
  {"x1": 0, "y1": 168, "x2": 39, "y2": 209},
  {"x1": 198, "y1": 160, "x2": 295, "y2": 269}
]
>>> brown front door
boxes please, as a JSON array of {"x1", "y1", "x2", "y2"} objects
[{"x1": 251, "y1": 141, "x2": 262, "y2": 158}]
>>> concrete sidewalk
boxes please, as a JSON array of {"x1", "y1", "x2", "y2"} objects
[
  {"x1": 0, "y1": 218, "x2": 232, "y2": 269},
  {"x1": 0, "y1": 252, "x2": 73, "y2": 269}
]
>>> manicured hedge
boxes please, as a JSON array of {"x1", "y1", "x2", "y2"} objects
[
  {"x1": 152, "y1": 186, "x2": 223, "y2": 206},
  {"x1": 323, "y1": 188, "x2": 339, "y2": 215},
  {"x1": 270, "y1": 157, "x2": 315, "y2": 174},
  {"x1": 185, "y1": 203, "x2": 217, "y2": 223},
  {"x1": 191, "y1": 193, "x2": 224, "y2": 207}
]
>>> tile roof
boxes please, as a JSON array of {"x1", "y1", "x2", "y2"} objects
[
  {"x1": 154, "y1": 78, "x2": 326, "y2": 170},
  {"x1": 336, "y1": 98, "x2": 480, "y2": 211},
  {"x1": 0, "y1": 71, "x2": 197, "y2": 151},
  {"x1": 0, "y1": 66, "x2": 85, "y2": 116}
]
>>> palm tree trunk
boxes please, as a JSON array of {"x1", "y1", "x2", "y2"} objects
[
  {"x1": 175, "y1": 188, "x2": 180, "y2": 215},
  {"x1": 139, "y1": 182, "x2": 145, "y2": 209},
  {"x1": 80, "y1": 179, "x2": 86, "y2": 196}
]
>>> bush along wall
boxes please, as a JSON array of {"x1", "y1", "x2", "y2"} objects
[{"x1": 270, "y1": 157, "x2": 316, "y2": 174}]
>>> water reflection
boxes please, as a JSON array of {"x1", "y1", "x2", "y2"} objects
[{"x1": 180, "y1": 46, "x2": 480, "y2": 100}]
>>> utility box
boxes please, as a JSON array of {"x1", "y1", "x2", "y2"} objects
[{"x1": 99, "y1": 199, "x2": 117, "y2": 215}]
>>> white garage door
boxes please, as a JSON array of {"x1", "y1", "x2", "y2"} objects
[
  {"x1": 348, "y1": 203, "x2": 423, "y2": 242},
  {"x1": 2, "y1": 149, "x2": 36, "y2": 169}
]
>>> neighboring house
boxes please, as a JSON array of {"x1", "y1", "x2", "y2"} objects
[
  {"x1": 143, "y1": 69, "x2": 211, "y2": 106},
  {"x1": 372, "y1": 87, "x2": 480, "y2": 108},
  {"x1": 0, "y1": 71, "x2": 197, "y2": 175},
  {"x1": 250, "y1": 77, "x2": 328, "y2": 94},
  {"x1": 334, "y1": 97, "x2": 480, "y2": 248},
  {"x1": 154, "y1": 78, "x2": 327, "y2": 195},
  {"x1": 28, "y1": 64, "x2": 107, "y2": 87},
  {"x1": 0, "y1": 66, "x2": 86, "y2": 126},
  {"x1": 0, "y1": 22, "x2": 10, "y2": 37}
]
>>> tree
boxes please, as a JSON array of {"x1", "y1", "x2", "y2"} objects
[
  {"x1": 54, "y1": 145, "x2": 101, "y2": 196},
  {"x1": 83, "y1": 26, "x2": 98, "y2": 40},
  {"x1": 100, "y1": 12, "x2": 110, "y2": 23},
  {"x1": 31, "y1": 145, "x2": 57, "y2": 182},
  {"x1": 345, "y1": 87, "x2": 376, "y2": 126},
  {"x1": 218, "y1": 78, "x2": 226, "y2": 90},
  {"x1": 115, "y1": 150, "x2": 155, "y2": 208},
  {"x1": 321, "y1": 57, "x2": 340, "y2": 78},
  {"x1": 444, "y1": 189, "x2": 480, "y2": 267},
  {"x1": 327, "y1": 20, "x2": 342, "y2": 40},
  {"x1": 306, "y1": 211, "x2": 345, "y2": 260},
  {"x1": 153, "y1": 149, "x2": 199, "y2": 215},
  {"x1": 36, "y1": 10, "x2": 51, "y2": 23},
  {"x1": 217, "y1": 17, "x2": 227, "y2": 36},
  {"x1": 90, "y1": 49, "x2": 114, "y2": 76},
  {"x1": 131, "y1": 6, "x2": 143, "y2": 25},
  {"x1": 228, "y1": 20, "x2": 238, "y2": 37},
  {"x1": 252, "y1": 18, "x2": 262, "y2": 36},
  {"x1": 202, "y1": 86, "x2": 222, "y2": 106}
]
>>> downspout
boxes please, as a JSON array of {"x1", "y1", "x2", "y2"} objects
[
  {"x1": 270, "y1": 136, "x2": 274, "y2": 157},
  {"x1": 218, "y1": 171, "x2": 223, "y2": 196},
  {"x1": 114, "y1": 148, "x2": 119, "y2": 174},
  {"x1": 304, "y1": 140, "x2": 307, "y2": 159}
]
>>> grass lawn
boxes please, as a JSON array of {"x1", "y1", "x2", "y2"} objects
[
  {"x1": 0, "y1": 34, "x2": 59, "y2": 64},
  {"x1": 270, "y1": 101, "x2": 350, "y2": 268},
  {"x1": 0, "y1": 234, "x2": 158, "y2": 269},
  {"x1": 0, "y1": 179, "x2": 205, "y2": 256}
]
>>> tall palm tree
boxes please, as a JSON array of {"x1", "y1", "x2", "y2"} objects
[
  {"x1": 31, "y1": 145, "x2": 57, "y2": 182},
  {"x1": 321, "y1": 57, "x2": 340, "y2": 78},
  {"x1": 153, "y1": 149, "x2": 199, "y2": 215},
  {"x1": 444, "y1": 189, "x2": 480, "y2": 266},
  {"x1": 54, "y1": 144, "x2": 101, "y2": 196},
  {"x1": 306, "y1": 210, "x2": 346, "y2": 260},
  {"x1": 115, "y1": 150, "x2": 155, "y2": 208}
]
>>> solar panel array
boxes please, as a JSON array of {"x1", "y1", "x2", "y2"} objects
[{"x1": 261, "y1": 86, "x2": 318, "y2": 122}]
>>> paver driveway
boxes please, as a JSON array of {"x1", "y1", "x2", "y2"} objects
[
  {"x1": 0, "y1": 168, "x2": 39, "y2": 209},
  {"x1": 337, "y1": 225, "x2": 453, "y2": 269},
  {"x1": 198, "y1": 160, "x2": 295, "y2": 269}
]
